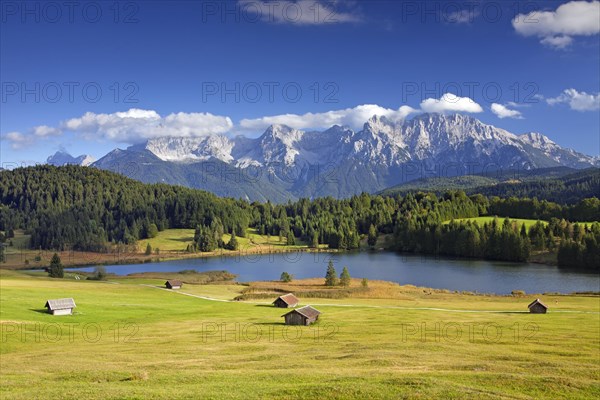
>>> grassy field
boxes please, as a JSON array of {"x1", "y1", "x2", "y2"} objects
[
  {"x1": 444, "y1": 217, "x2": 548, "y2": 230},
  {"x1": 141, "y1": 228, "x2": 311, "y2": 253},
  {"x1": 1, "y1": 228, "x2": 320, "y2": 270},
  {"x1": 445, "y1": 217, "x2": 598, "y2": 230},
  {"x1": 1, "y1": 270, "x2": 599, "y2": 399}
]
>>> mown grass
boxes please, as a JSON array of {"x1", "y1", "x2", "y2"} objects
[{"x1": 1, "y1": 270, "x2": 599, "y2": 399}]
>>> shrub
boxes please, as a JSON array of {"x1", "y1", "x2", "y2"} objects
[{"x1": 280, "y1": 272, "x2": 292, "y2": 283}]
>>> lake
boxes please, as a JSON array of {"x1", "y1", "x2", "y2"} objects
[{"x1": 66, "y1": 251, "x2": 600, "y2": 295}]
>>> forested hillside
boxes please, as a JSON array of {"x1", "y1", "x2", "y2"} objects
[
  {"x1": 381, "y1": 167, "x2": 600, "y2": 204},
  {"x1": 1, "y1": 166, "x2": 598, "y2": 269}
]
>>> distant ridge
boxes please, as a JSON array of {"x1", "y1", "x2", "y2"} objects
[{"x1": 53, "y1": 113, "x2": 599, "y2": 201}]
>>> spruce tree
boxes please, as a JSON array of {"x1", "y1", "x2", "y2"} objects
[
  {"x1": 325, "y1": 260, "x2": 337, "y2": 286},
  {"x1": 48, "y1": 253, "x2": 64, "y2": 278},
  {"x1": 311, "y1": 232, "x2": 319, "y2": 249},
  {"x1": 145, "y1": 243, "x2": 152, "y2": 255},
  {"x1": 226, "y1": 233, "x2": 239, "y2": 250},
  {"x1": 340, "y1": 266, "x2": 351, "y2": 287},
  {"x1": 367, "y1": 224, "x2": 378, "y2": 247},
  {"x1": 287, "y1": 231, "x2": 295, "y2": 246}
]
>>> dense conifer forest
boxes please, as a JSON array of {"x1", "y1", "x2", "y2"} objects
[{"x1": 1, "y1": 166, "x2": 598, "y2": 269}]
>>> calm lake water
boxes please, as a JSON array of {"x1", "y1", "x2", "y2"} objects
[{"x1": 67, "y1": 251, "x2": 600, "y2": 295}]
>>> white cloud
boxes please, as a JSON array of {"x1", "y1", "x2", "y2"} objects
[
  {"x1": 512, "y1": 1, "x2": 600, "y2": 49},
  {"x1": 446, "y1": 9, "x2": 478, "y2": 24},
  {"x1": 240, "y1": 94, "x2": 483, "y2": 132},
  {"x1": 547, "y1": 88, "x2": 600, "y2": 111},
  {"x1": 32, "y1": 125, "x2": 61, "y2": 137},
  {"x1": 540, "y1": 35, "x2": 573, "y2": 49},
  {"x1": 239, "y1": 104, "x2": 417, "y2": 131},
  {"x1": 491, "y1": 103, "x2": 524, "y2": 119},
  {"x1": 420, "y1": 93, "x2": 483, "y2": 114},
  {"x1": 62, "y1": 108, "x2": 233, "y2": 142},
  {"x1": 237, "y1": 0, "x2": 361, "y2": 25},
  {"x1": 2, "y1": 96, "x2": 491, "y2": 149},
  {"x1": 2, "y1": 132, "x2": 33, "y2": 149}
]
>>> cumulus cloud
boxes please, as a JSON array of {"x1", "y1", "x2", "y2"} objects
[
  {"x1": 239, "y1": 104, "x2": 417, "y2": 131},
  {"x1": 62, "y1": 108, "x2": 233, "y2": 142},
  {"x1": 2, "y1": 132, "x2": 33, "y2": 149},
  {"x1": 32, "y1": 125, "x2": 62, "y2": 137},
  {"x1": 3, "y1": 95, "x2": 491, "y2": 149},
  {"x1": 540, "y1": 35, "x2": 573, "y2": 49},
  {"x1": 420, "y1": 93, "x2": 483, "y2": 114},
  {"x1": 490, "y1": 103, "x2": 524, "y2": 119},
  {"x1": 2, "y1": 109, "x2": 234, "y2": 148},
  {"x1": 512, "y1": 1, "x2": 600, "y2": 49},
  {"x1": 547, "y1": 88, "x2": 600, "y2": 111},
  {"x1": 237, "y1": 0, "x2": 361, "y2": 25},
  {"x1": 2, "y1": 126, "x2": 61, "y2": 149}
]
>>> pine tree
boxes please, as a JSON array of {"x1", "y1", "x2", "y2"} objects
[
  {"x1": 48, "y1": 253, "x2": 64, "y2": 278},
  {"x1": 147, "y1": 223, "x2": 159, "y2": 238},
  {"x1": 226, "y1": 233, "x2": 239, "y2": 250},
  {"x1": 325, "y1": 260, "x2": 337, "y2": 286},
  {"x1": 339, "y1": 266, "x2": 351, "y2": 287},
  {"x1": 367, "y1": 224, "x2": 378, "y2": 247},
  {"x1": 520, "y1": 223, "x2": 527, "y2": 239},
  {"x1": 145, "y1": 243, "x2": 152, "y2": 255},
  {"x1": 287, "y1": 231, "x2": 295, "y2": 246},
  {"x1": 311, "y1": 232, "x2": 319, "y2": 248}
]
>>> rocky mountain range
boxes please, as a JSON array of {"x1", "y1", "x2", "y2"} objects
[{"x1": 47, "y1": 113, "x2": 598, "y2": 202}]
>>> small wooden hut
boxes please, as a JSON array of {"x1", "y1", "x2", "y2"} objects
[
  {"x1": 282, "y1": 305, "x2": 321, "y2": 325},
  {"x1": 528, "y1": 298, "x2": 548, "y2": 314},
  {"x1": 45, "y1": 298, "x2": 76, "y2": 315},
  {"x1": 165, "y1": 280, "x2": 183, "y2": 290},
  {"x1": 273, "y1": 293, "x2": 299, "y2": 308}
]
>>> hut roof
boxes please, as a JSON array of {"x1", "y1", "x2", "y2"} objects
[
  {"x1": 45, "y1": 298, "x2": 76, "y2": 311},
  {"x1": 282, "y1": 305, "x2": 321, "y2": 318},
  {"x1": 166, "y1": 280, "x2": 183, "y2": 286},
  {"x1": 274, "y1": 293, "x2": 299, "y2": 305},
  {"x1": 528, "y1": 298, "x2": 548, "y2": 309}
]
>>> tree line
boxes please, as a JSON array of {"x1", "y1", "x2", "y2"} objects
[{"x1": 0, "y1": 166, "x2": 598, "y2": 269}]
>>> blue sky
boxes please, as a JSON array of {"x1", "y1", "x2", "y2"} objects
[{"x1": 1, "y1": 0, "x2": 599, "y2": 165}]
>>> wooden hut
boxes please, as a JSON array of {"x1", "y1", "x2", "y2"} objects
[
  {"x1": 528, "y1": 298, "x2": 548, "y2": 314},
  {"x1": 45, "y1": 298, "x2": 76, "y2": 315},
  {"x1": 273, "y1": 293, "x2": 299, "y2": 308},
  {"x1": 282, "y1": 305, "x2": 321, "y2": 325},
  {"x1": 165, "y1": 280, "x2": 183, "y2": 290}
]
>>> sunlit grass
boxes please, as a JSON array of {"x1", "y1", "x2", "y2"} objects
[{"x1": 0, "y1": 270, "x2": 598, "y2": 399}]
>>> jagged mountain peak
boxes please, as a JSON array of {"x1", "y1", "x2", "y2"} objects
[
  {"x1": 47, "y1": 151, "x2": 95, "y2": 166},
  {"x1": 519, "y1": 132, "x2": 557, "y2": 148},
  {"x1": 261, "y1": 124, "x2": 304, "y2": 143},
  {"x1": 60, "y1": 112, "x2": 599, "y2": 201}
]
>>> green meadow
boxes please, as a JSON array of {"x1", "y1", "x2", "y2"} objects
[
  {"x1": 1, "y1": 270, "x2": 599, "y2": 399},
  {"x1": 141, "y1": 228, "x2": 311, "y2": 253},
  {"x1": 444, "y1": 217, "x2": 548, "y2": 230}
]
